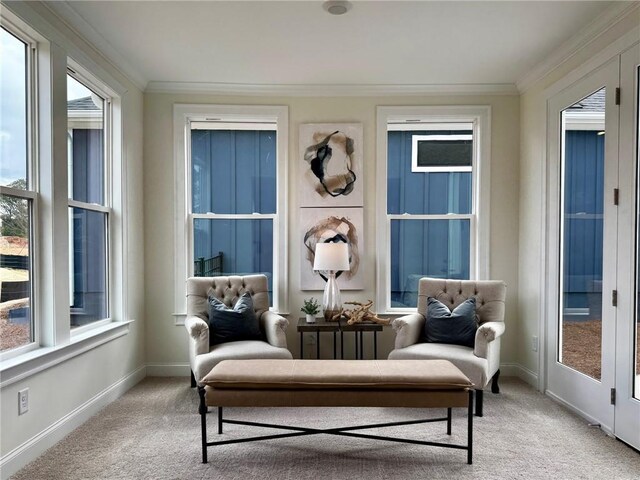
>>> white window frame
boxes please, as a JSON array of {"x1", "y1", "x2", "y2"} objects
[
  {"x1": 0, "y1": 5, "x2": 132, "y2": 382},
  {"x1": 376, "y1": 106, "x2": 491, "y2": 314},
  {"x1": 0, "y1": 19, "x2": 39, "y2": 360},
  {"x1": 173, "y1": 104, "x2": 289, "y2": 322},
  {"x1": 66, "y1": 65, "x2": 114, "y2": 334}
]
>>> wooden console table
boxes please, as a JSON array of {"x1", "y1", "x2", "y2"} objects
[{"x1": 297, "y1": 317, "x2": 384, "y2": 360}]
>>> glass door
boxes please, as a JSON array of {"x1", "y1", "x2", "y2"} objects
[
  {"x1": 547, "y1": 57, "x2": 619, "y2": 431},
  {"x1": 614, "y1": 43, "x2": 640, "y2": 450}
]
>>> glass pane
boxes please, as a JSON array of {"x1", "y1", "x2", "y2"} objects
[
  {"x1": 0, "y1": 27, "x2": 28, "y2": 189},
  {"x1": 193, "y1": 218, "x2": 273, "y2": 305},
  {"x1": 559, "y1": 88, "x2": 605, "y2": 380},
  {"x1": 387, "y1": 128, "x2": 472, "y2": 214},
  {"x1": 191, "y1": 129, "x2": 276, "y2": 214},
  {"x1": 67, "y1": 74, "x2": 105, "y2": 204},
  {"x1": 70, "y1": 207, "x2": 108, "y2": 327},
  {"x1": 0, "y1": 195, "x2": 32, "y2": 351},
  {"x1": 390, "y1": 219, "x2": 470, "y2": 308}
]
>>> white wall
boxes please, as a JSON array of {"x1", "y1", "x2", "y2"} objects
[
  {"x1": 0, "y1": 2, "x2": 145, "y2": 476},
  {"x1": 143, "y1": 93, "x2": 520, "y2": 370},
  {"x1": 518, "y1": 8, "x2": 640, "y2": 385}
]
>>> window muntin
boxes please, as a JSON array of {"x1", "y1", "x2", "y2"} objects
[
  {"x1": 0, "y1": 24, "x2": 36, "y2": 355},
  {"x1": 67, "y1": 72, "x2": 110, "y2": 328},
  {"x1": 190, "y1": 124, "x2": 277, "y2": 305}
]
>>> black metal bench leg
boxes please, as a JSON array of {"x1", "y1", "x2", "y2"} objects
[
  {"x1": 447, "y1": 408, "x2": 452, "y2": 435},
  {"x1": 198, "y1": 386, "x2": 208, "y2": 463},
  {"x1": 468, "y1": 390, "x2": 474, "y2": 464},
  {"x1": 491, "y1": 369, "x2": 501, "y2": 394},
  {"x1": 191, "y1": 370, "x2": 197, "y2": 388},
  {"x1": 475, "y1": 389, "x2": 484, "y2": 417}
]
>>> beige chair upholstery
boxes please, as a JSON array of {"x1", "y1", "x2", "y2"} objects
[
  {"x1": 184, "y1": 274, "x2": 292, "y2": 385},
  {"x1": 388, "y1": 278, "x2": 506, "y2": 416}
]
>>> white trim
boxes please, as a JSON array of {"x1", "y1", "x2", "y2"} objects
[
  {"x1": 564, "y1": 111, "x2": 605, "y2": 131},
  {"x1": 147, "y1": 81, "x2": 518, "y2": 96},
  {"x1": 67, "y1": 199, "x2": 110, "y2": 213},
  {"x1": 375, "y1": 106, "x2": 491, "y2": 314},
  {"x1": 500, "y1": 363, "x2": 539, "y2": 389},
  {"x1": 191, "y1": 121, "x2": 276, "y2": 131},
  {"x1": 0, "y1": 320, "x2": 133, "y2": 388},
  {"x1": 2, "y1": 1, "x2": 128, "y2": 97},
  {"x1": 173, "y1": 104, "x2": 289, "y2": 314},
  {"x1": 517, "y1": 2, "x2": 640, "y2": 93},
  {"x1": 38, "y1": 1, "x2": 146, "y2": 91},
  {"x1": 146, "y1": 362, "x2": 190, "y2": 377},
  {"x1": 0, "y1": 364, "x2": 146, "y2": 480}
]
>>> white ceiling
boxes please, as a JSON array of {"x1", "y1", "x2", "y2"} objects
[{"x1": 44, "y1": 1, "x2": 617, "y2": 91}]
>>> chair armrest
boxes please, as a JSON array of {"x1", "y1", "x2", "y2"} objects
[
  {"x1": 260, "y1": 311, "x2": 289, "y2": 348},
  {"x1": 184, "y1": 315, "x2": 209, "y2": 356},
  {"x1": 391, "y1": 313, "x2": 425, "y2": 350},
  {"x1": 474, "y1": 322, "x2": 505, "y2": 358}
]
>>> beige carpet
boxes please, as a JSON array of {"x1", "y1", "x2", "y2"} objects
[{"x1": 11, "y1": 377, "x2": 640, "y2": 480}]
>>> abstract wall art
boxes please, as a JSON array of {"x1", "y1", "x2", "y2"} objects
[
  {"x1": 300, "y1": 207, "x2": 364, "y2": 290},
  {"x1": 299, "y1": 123, "x2": 363, "y2": 207}
]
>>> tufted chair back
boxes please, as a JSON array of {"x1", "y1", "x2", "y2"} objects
[
  {"x1": 186, "y1": 275, "x2": 270, "y2": 322},
  {"x1": 417, "y1": 278, "x2": 506, "y2": 325}
]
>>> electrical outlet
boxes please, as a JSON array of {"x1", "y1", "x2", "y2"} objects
[
  {"x1": 532, "y1": 336, "x2": 539, "y2": 352},
  {"x1": 18, "y1": 388, "x2": 29, "y2": 415}
]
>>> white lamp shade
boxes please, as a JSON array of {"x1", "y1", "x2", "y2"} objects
[{"x1": 313, "y1": 242, "x2": 350, "y2": 271}]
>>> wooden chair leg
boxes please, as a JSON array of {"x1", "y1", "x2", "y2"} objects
[
  {"x1": 475, "y1": 389, "x2": 483, "y2": 417},
  {"x1": 491, "y1": 369, "x2": 501, "y2": 394}
]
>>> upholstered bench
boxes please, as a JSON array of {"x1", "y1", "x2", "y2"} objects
[{"x1": 197, "y1": 359, "x2": 475, "y2": 464}]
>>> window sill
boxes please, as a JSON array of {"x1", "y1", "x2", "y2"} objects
[{"x1": 0, "y1": 320, "x2": 134, "y2": 388}]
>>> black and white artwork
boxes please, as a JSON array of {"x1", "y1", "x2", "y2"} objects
[
  {"x1": 300, "y1": 207, "x2": 364, "y2": 290},
  {"x1": 299, "y1": 123, "x2": 363, "y2": 207}
]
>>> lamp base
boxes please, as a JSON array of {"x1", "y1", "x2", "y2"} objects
[
  {"x1": 322, "y1": 272, "x2": 342, "y2": 322},
  {"x1": 323, "y1": 309, "x2": 342, "y2": 322}
]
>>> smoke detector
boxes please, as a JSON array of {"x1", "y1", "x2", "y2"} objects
[{"x1": 323, "y1": 1, "x2": 352, "y2": 15}]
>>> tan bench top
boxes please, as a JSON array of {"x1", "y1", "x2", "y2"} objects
[{"x1": 202, "y1": 359, "x2": 472, "y2": 391}]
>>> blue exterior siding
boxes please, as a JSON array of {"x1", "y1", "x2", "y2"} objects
[
  {"x1": 387, "y1": 131, "x2": 472, "y2": 306},
  {"x1": 563, "y1": 130, "x2": 605, "y2": 313},
  {"x1": 191, "y1": 130, "x2": 276, "y2": 290}
]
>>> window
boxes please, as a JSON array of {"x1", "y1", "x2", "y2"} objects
[
  {"x1": 173, "y1": 105, "x2": 288, "y2": 317},
  {"x1": 67, "y1": 72, "x2": 110, "y2": 329},
  {"x1": 0, "y1": 8, "x2": 129, "y2": 379},
  {"x1": 0, "y1": 25, "x2": 36, "y2": 354},
  {"x1": 376, "y1": 107, "x2": 490, "y2": 312}
]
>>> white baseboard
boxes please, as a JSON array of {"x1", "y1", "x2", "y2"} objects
[
  {"x1": 146, "y1": 362, "x2": 190, "y2": 377},
  {"x1": 0, "y1": 365, "x2": 146, "y2": 480},
  {"x1": 500, "y1": 362, "x2": 539, "y2": 389}
]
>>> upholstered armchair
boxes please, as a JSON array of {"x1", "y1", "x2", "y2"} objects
[
  {"x1": 184, "y1": 274, "x2": 292, "y2": 386},
  {"x1": 388, "y1": 278, "x2": 506, "y2": 416}
]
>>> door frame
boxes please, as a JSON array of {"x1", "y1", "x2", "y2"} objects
[
  {"x1": 613, "y1": 42, "x2": 640, "y2": 449},
  {"x1": 545, "y1": 56, "x2": 620, "y2": 433}
]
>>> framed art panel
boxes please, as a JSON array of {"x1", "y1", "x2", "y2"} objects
[
  {"x1": 299, "y1": 123, "x2": 363, "y2": 207},
  {"x1": 300, "y1": 207, "x2": 364, "y2": 290}
]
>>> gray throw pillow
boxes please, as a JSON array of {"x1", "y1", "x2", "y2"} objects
[
  {"x1": 423, "y1": 297, "x2": 478, "y2": 348},
  {"x1": 208, "y1": 292, "x2": 263, "y2": 346}
]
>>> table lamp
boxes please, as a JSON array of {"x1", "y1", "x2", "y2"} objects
[{"x1": 313, "y1": 242, "x2": 350, "y2": 321}]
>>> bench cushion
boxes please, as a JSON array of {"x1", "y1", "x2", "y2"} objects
[{"x1": 201, "y1": 359, "x2": 472, "y2": 390}]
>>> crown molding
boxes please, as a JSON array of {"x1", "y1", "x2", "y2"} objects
[
  {"x1": 40, "y1": 1, "x2": 148, "y2": 91},
  {"x1": 516, "y1": 2, "x2": 640, "y2": 93},
  {"x1": 145, "y1": 81, "x2": 519, "y2": 96}
]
